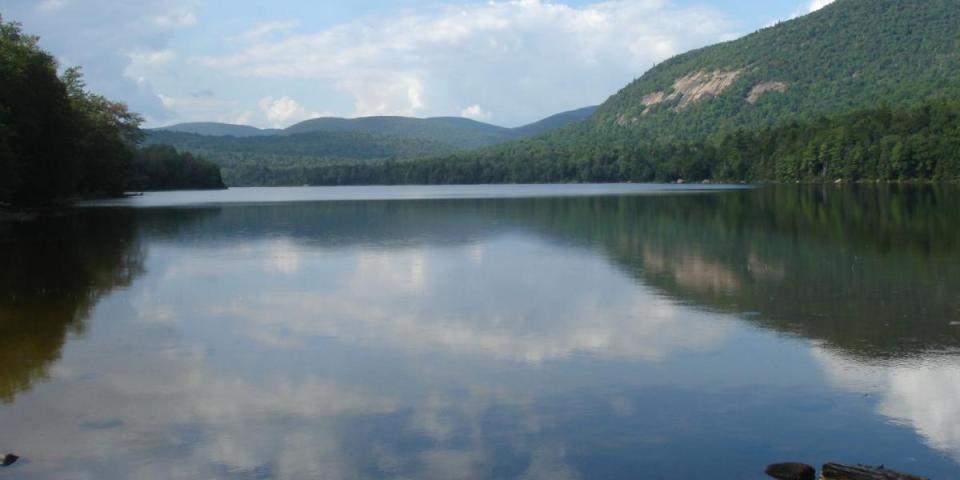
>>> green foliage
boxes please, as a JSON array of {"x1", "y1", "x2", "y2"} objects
[
  {"x1": 144, "y1": 130, "x2": 455, "y2": 159},
  {"x1": 283, "y1": 116, "x2": 515, "y2": 149},
  {"x1": 129, "y1": 145, "x2": 225, "y2": 191},
  {"x1": 144, "y1": 108, "x2": 602, "y2": 185},
  {"x1": 155, "y1": 122, "x2": 275, "y2": 137},
  {"x1": 0, "y1": 17, "x2": 226, "y2": 203},
  {"x1": 62, "y1": 66, "x2": 145, "y2": 196},
  {"x1": 0, "y1": 16, "x2": 81, "y2": 203},
  {"x1": 588, "y1": 0, "x2": 960, "y2": 143},
  {"x1": 260, "y1": 100, "x2": 960, "y2": 186}
]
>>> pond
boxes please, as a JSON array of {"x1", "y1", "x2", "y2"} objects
[{"x1": 1, "y1": 184, "x2": 958, "y2": 479}]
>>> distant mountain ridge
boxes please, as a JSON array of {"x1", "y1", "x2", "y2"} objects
[
  {"x1": 154, "y1": 122, "x2": 279, "y2": 137},
  {"x1": 282, "y1": 116, "x2": 513, "y2": 149},
  {"x1": 152, "y1": 106, "x2": 598, "y2": 149}
]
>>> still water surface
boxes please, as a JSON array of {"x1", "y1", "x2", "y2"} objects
[{"x1": 1, "y1": 184, "x2": 959, "y2": 479}]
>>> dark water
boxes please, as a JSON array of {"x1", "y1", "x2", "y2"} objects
[{"x1": 1, "y1": 184, "x2": 959, "y2": 479}]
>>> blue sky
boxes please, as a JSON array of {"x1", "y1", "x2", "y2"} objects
[{"x1": 2, "y1": 0, "x2": 832, "y2": 128}]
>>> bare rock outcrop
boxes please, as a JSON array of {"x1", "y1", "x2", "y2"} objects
[
  {"x1": 640, "y1": 69, "x2": 744, "y2": 114},
  {"x1": 747, "y1": 81, "x2": 789, "y2": 103}
]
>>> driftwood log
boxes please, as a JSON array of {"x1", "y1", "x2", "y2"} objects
[{"x1": 820, "y1": 463, "x2": 927, "y2": 480}]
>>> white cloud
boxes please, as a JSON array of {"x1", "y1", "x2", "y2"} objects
[
  {"x1": 258, "y1": 96, "x2": 323, "y2": 127},
  {"x1": 37, "y1": 0, "x2": 67, "y2": 11},
  {"x1": 226, "y1": 111, "x2": 254, "y2": 126},
  {"x1": 210, "y1": 245, "x2": 734, "y2": 363},
  {"x1": 197, "y1": 0, "x2": 736, "y2": 124},
  {"x1": 233, "y1": 20, "x2": 300, "y2": 43},
  {"x1": 461, "y1": 104, "x2": 493, "y2": 121},
  {"x1": 813, "y1": 346, "x2": 960, "y2": 462},
  {"x1": 809, "y1": 0, "x2": 836, "y2": 12},
  {"x1": 130, "y1": 49, "x2": 177, "y2": 67},
  {"x1": 4, "y1": 0, "x2": 201, "y2": 123},
  {"x1": 153, "y1": 6, "x2": 197, "y2": 28},
  {"x1": 265, "y1": 239, "x2": 303, "y2": 275},
  {"x1": 159, "y1": 93, "x2": 249, "y2": 125}
]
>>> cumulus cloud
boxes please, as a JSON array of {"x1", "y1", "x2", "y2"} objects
[
  {"x1": 159, "y1": 93, "x2": 253, "y2": 125},
  {"x1": 233, "y1": 20, "x2": 300, "y2": 43},
  {"x1": 809, "y1": 0, "x2": 836, "y2": 12},
  {"x1": 198, "y1": 0, "x2": 737, "y2": 125},
  {"x1": 461, "y1": 104, "x2": 493, "y2": 121},
  {"x1": 2, "y1": 0, "x2": 200, "y2": 123},
  {"x1": 258, "y1": 96, "x2": 324, "y2": 127},
  {"x1": 129, "y1": 49, "x2": 177, "y2": 67}
]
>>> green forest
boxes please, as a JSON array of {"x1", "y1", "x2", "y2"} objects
[
  {"x1": 205, "y1": 100, "x2": 960, "y2": 186},
  {"x1": 0, "y1": 17, "x2": 224, "y2": 205},
  {"x1": 588, "y1": 0, "x2": 960, "y2": 142},
  {"x1": 129, "y1": 145, "x2": 225, "y2": 191}
]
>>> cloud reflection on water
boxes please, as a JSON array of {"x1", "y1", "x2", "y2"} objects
[
  {"x1": 813, "y1": 345, "x2": 960, "y2": 463},
  {"x1": 200, "y1": 238, "x2": 735, "y2": 363}
]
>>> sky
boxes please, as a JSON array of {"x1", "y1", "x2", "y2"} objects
[{"x1": 2, "y1": 0, "x2": 834, "y2": 128}]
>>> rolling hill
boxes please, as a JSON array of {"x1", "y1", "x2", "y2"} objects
[
  {"x1": 151, "y1": 106, "x2": 599, "y2": 151},
  {"x1": 509, "y1": 106, "x2": 598, "y2": 138},
  {"x1": 144, "y1": 130, "x2": 456, "y2": 161},
  {"x1": 154, "y1": 122, "x2": 279, "y2": 137},
  {"x1": 282, "y1": 116, "x2": 511, "y2": 149}
]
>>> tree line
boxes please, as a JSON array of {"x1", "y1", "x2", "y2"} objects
[
  {"x1": 216, "y1": 100, "x2": 960, "y2": 186},
  {"x1": 0, "y1": 17, "x2": 224, "y2": 205}
]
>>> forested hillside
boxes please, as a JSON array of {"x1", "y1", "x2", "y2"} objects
[
  {"x1": 146, "y1": 106, "x2": 600, "y2": 185},
  {"x1": 147, "y1": 107, "x2": 601, "y2": 185},
  {"x1": 142, "y1": 130, "x2": 458, "y2": 186},
  {"x1": 589, "y1": 0, "x2": 960, "y2": 142},
  {"x1": 232, "y1": 100, "x2": 960, "y2": 185},
  {"x1": 145, "y1": 130, "x2": 455, "y2": 159},
  {"x1": 509, "y1": 106, "x2": 598, "y2": 138},
  {"x1": 129, "y1": 145, "x2": 226, "y2": 191},
  {"x1": 283, "y1": 116, "x2": 512, "y2": 149},
  {"x1": 155, "y1": 122, "x2": 278, "y2": 137}
]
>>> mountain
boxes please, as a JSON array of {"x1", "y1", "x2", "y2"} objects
[
  {"x1": 155, "y1": 122, "x2": 279, "y2": 137},
  {"x1": 145, "y1": 107, "x2": 599, "y2": 186},
  {"x1": 586, "y1": 0, "x2": 960, "y2": 142},
  {"x1": 144, "y1": 130, "x2": 455, "y2": 160},
  {"x1": 151, "y1": 106, "x2": 598, "y2": 151},
  {"x1": 509, "y1": 106, "x2": 598, "y2": 138},
  {"x1": 283, "y1": 116, "x2": 513, "y2": 149}
]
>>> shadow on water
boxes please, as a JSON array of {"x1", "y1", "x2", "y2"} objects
[
  {"x1": 0, "y1": 208, "x2": 220, "y2": 403},
  {"x1": 505, "y1": 185, "x2": 960, "y2": 360},
  {"x1": 128, "y1": 185, "x2": 960, "y2": 360},
  {"x1": 0, "y1": 211, "x2": 144, "y2": 402}
]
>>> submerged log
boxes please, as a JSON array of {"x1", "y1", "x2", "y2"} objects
[
  {"x1": 766, "y1": 463, "x2": 816, "y2": 480},
  {"x1": 821, "y1": 463, "x2": 927, "y2": 480}
]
